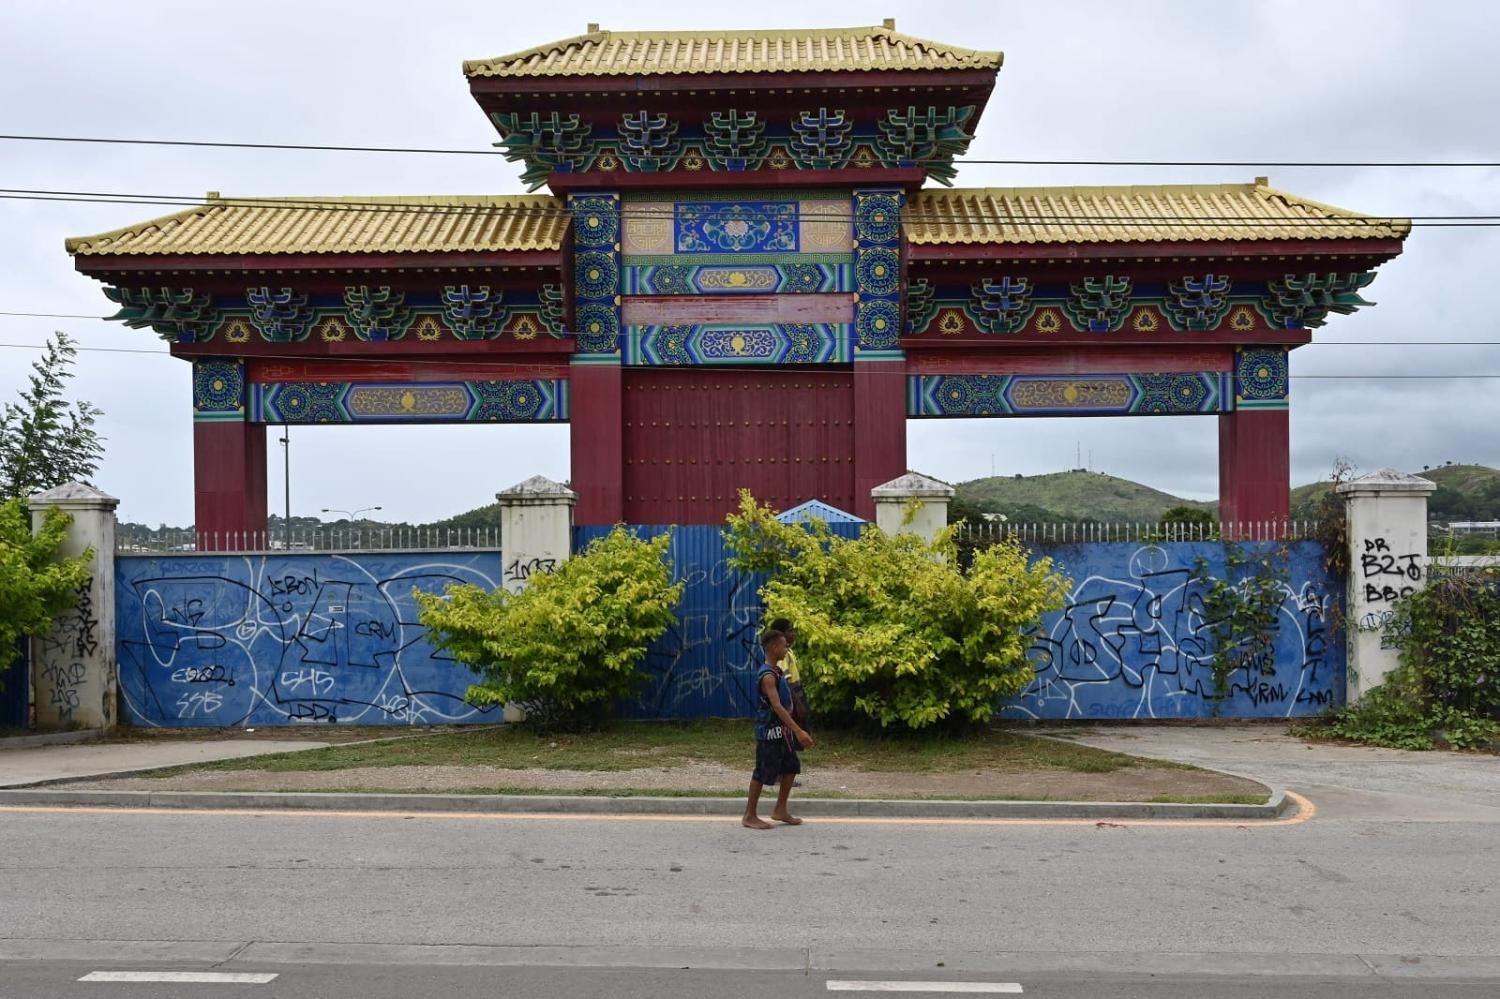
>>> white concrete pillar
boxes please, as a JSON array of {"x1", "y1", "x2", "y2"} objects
[
  {"x1": 496, "y1": 475, "x2": 577, "y2": 594},
  {"x1": 28, "y1": 482, "x2": 120, "y2": 730},
  {"x1": 1338, "y1": 468, "x2": 1436, "y2": 702},
  {"x1": 871, "y1": 471, "x2": 955, "y2": 543}
]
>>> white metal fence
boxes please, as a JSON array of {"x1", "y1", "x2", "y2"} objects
[
  {"x1": 117, "y1": 526, "x2": 501, "y2": 554},
  {"x1": 951, "y1": 520, "x2": 1320, "y2": 544}
]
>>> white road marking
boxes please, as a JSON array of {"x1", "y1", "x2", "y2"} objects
[
  {"x1": 826, "y1": 982, "x2": 1022, "y2": 994},
  {"x1": 78, "y1": 970, "x2": 279, "y2": 984}
]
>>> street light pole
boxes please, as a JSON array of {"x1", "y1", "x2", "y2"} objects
[
  {"x1": 279, "y1": 425, "x2": 291, "y2": 549},
  {"x1": 321, "y1": 506, "x2": 384, "y2": 522}
]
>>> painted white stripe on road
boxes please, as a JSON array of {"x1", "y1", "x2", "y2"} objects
[
  {"x1": 826, "y1": 982, "x2": 1022, "y2": 994},
  {"x1": 79, "y1": 970, "x2": 279, "y2": 984}
]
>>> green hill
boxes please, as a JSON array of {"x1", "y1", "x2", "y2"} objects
[
  {"x1": 1291, "y1": 463, "x2": 1500, "y2": 521},
  {"x1": 955, "y1": 470, "x2": 1212, "y2": 523}
]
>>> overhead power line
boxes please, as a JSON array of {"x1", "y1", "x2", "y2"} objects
[{"x1": 3, "y1": 133, "x2": 1500, "y2": 169}]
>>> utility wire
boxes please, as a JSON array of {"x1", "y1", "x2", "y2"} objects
[{"x1": 3, "y1": 134, "x2": 1499, "y2": 169}]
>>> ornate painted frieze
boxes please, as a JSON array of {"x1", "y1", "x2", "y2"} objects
[
  {"x1": 623, "y1": 324, "x2": 851, "y2": 366},
  {"x1": 908, "y1": 371, "x2": 1234, "y2": 417},
  {"x1": 191, "y1": 359, "x2": 246, "y2": 421},
  {"x1": 1164, "y1": 274, "x2": 1232, "y2": 330},
  {"x1": 248, "y1": 379, "x2": 569, "y2": 423},
  {"x1": 852, "y1": 188, "x2": 904, "y2": 355},
  {"x1": 623, "y1": 262, "x2": 851, "y2": 295},
  {"x1": 568, "y1": 193, "x2": 622, "y2": 357},
  {"x1": 1064, "y1": 275, "x2": 1134, "y2": 333},
  {"x1": 969, "y1": 277, "x2": 1034, "y2": 334},
  {"x1": 1259, "y1": 272, "x2": 1376, "y2": 329},
  {"x1": 488, "y1": 107, "x2": 975, "y2": 190},
  {"x1": 490, "y1": 111, "x2": 596, "y2": 189},
  {"x1": 104, "y1": 286, "x2": 214, "y2": 343},
  {"x1": 906, "y1": 273, "x2": 1379, "y2": 337},
  {"x1": 343, "y1": 286, "x2": 412, "y2": 341},
  {"x1": 246, "y1": 287, "x2": 314, "y2": 342},
  {"x1": 1233, "y1": 346, "x2": 1290, "y2": 410},
  {"x1": 440, "y1": 285, "x2": 502, "y2": 340}
]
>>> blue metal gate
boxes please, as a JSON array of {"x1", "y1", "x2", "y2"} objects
[
  {"x1": 575, "y1": 523, "x2": 859, "y2": 719},
  {"x1": 1, "y1": 638, "x2": 29, "y2": 729}
]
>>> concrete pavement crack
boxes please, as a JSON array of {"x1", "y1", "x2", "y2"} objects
[{"x1": 215, "y1": 939, "x2": 255, "y2": 967}]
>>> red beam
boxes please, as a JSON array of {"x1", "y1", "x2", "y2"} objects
[
  {"x1": 907, "y1": 346, "x2": 1234, "y2": 375},
  {"x1": 903, "y1": 331, "x2": 1312, "y2": 349},
  {"x1": 245, "y1": 359, "x2": 570, "y2": 383},
  {"x1": 548, "y1": 168, "x2": 926, "y2": 193},
  {"x1": 622, "y1": 294, "x2": 853, "y2": 325},
  {"x1": 170, "y1": 339, "x2": 573, "y2": 360},
  {"x1": 469, "y1": 69, "x2": 999, "y2": 96}
]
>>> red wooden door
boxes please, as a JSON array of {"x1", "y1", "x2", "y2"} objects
[{"x1": 621, "y1": 368, "x2": 855, "y2": 524}]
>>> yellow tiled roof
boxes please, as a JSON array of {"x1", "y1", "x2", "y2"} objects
[
  {"x1": 66, "y1": 195, "x2": 568, "y2": 257},
  {"x1": 905, "y1": 182, "x2": 1411, "y2": 246},
  {"x1": 462, "y1": 25, "x2": 1003, "y2": 78}
]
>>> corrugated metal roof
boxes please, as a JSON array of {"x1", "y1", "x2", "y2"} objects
[
  {"x1": 463, "y1": 25, "x2": 1003, "y2": 78},
  {"x1": 904, "y1": 182, "x2": 1411, "y2": 246},
  {"x1": 777, "y1": 499, "x2": 866, "y2": 525},
  {"x1": 66, "y1": 195, "x2": 568, "y2": 257}
]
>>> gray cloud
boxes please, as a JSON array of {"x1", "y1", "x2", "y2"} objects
[{"x1": 1, "y1": 0, "x2": 1495, "y2": 524}]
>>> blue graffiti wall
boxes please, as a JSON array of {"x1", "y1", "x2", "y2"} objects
[
  {"x1": 1009, "y1": 541, "x2": 1342, "y2": 720},
  {"x1": 574, "y1": 524, "x2": 861, "y2": 719},
  {"x1": 115, "y1": 552, "x2": 503, "y2": 727}
]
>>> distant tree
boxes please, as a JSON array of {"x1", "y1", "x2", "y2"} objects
[
  {"x1": 0, "y1": 332, "x2": 105, "y2": 501},
  {"x1": 1160, "y1": 505, "x2": 1215, "y2": 528}
]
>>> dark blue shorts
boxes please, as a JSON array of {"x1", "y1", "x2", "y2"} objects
[{"x1": 752, "y1": 737, "x2": 801, "y2": 785}]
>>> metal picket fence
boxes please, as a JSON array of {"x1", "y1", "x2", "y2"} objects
[
  {"x1": 952, "y1": 519, "x2": 1319, "y2": 545},
  {"x1": 117, "y1": 526, "x2": 501, "y2": 554}
]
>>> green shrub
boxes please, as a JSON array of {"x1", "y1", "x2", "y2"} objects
[
  {"x1": 725, "y1": 492, "x2": 1070, "y2": 731},
  {"x1": 416, "y1": 527, "x2": 683, "y2": 732},
  {"x1": 0, "y1": 498, "x2": 93, "y2": 691},
  {"x1": 1317, "y1": 567, "x2": 1500, "y2": 750}
]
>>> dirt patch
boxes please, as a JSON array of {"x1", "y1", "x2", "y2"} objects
[{"x1": 65, "y1": 759, "x2": 1267, "y2": 802}]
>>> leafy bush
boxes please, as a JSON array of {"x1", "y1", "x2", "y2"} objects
[
  {"x1": 416, "y1": 528, "x2": 683, "y2": 731},
  {"x1": 725, "y1": 493, "x2": 1070, "y2": 731},
  {"x1": 0, "y1": 499, "x2": 93, "y2": 691},
  {"x1": 1317, "y1": 567, "x2": 1500, "y2": 750}
]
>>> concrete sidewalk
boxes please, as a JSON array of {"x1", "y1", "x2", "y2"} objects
[
  {"x1": 1046, "y1": 723, "x2": 1500, "y2": 823},
  {"x1": 0, "y1": 737, "x2": 335, "y2": 788}
]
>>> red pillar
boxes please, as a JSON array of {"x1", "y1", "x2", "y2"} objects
[
  {"x1": 1218, "y1": 409, "x2": 1290, "y2": 529},
  {"x1": 570, "y1": 360, "x2": 624, "y2": 525},
  {"x1": 193, "y1": 421, "x2": 268, "y2": 545},
  {"x1": 852, "y1": 359, "x2": 908, "y2": 521}
]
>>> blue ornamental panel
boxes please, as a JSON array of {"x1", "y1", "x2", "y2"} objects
[
  {"x1": 568, "y1": 193, "x2": 622, "y2": 356},
  {"x1": 192, "y1": 359, "x2": 247, "y2": 422},
  {"x1": 851, "y1": 188, "x2": 904, "y2": 356},
  {"x1": 623, "y1": 324, "x2": 852, "y2": 366},
  {"x1": 248, "y1": 380, "x2": 569, "y2": 423},
  {"x1": 673, "y1": 201, "x2": 799, "y2": 253},
  {"x1": 1234, "y1": 346, "x2": 1290, "y2": 410},
  {"x1": 908, "y1": 372, "x2": 1233, "y2": 417}
]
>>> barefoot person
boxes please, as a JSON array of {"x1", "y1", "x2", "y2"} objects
[{"x1": 743, "y1": 628, "x2": 813, "y2": 830}]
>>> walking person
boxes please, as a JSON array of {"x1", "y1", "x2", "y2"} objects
[
  {"x1": 742, "y1": 627, "x2": 813, "y2": 830},
  {"x1": 769, "y1": 617, "x2": 810, "y2": 729}
]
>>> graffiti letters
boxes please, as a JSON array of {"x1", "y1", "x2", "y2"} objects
[
  {"x1": 116, "y1": 553, "x2": 505, "y2": 727},
  {"x1": 504, "y1": 556, "x2": 558, "y2": 584},
  {"x1": 1359, "y1": 537, "x2": 1423, "y2": 603}
]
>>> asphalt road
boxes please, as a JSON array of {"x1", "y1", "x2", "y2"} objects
[
  {"x1": 1, "y1": 962, "x2": 1499, "y2": 999},
  {"x1": 1, "y1": 791, "x2": 1498, "y2": 997}
]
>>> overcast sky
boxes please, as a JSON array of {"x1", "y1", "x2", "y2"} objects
[{"x1": 2, "y1": 0, "x2": 1497, "y2": 526}]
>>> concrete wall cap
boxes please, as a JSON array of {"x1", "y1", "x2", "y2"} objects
[
  {"x1": 1336, "y1": 468, "x2": 1438, "y2": 496},
  {"x1": 496, "y1": 475, "x2": 578, "y2": 502},
  {"x1": 871, "y1": 471, "x2": 956, "y2": 499},
  {"x1": 27, "y1": 481, "x2": 120, "y2": 509}
]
